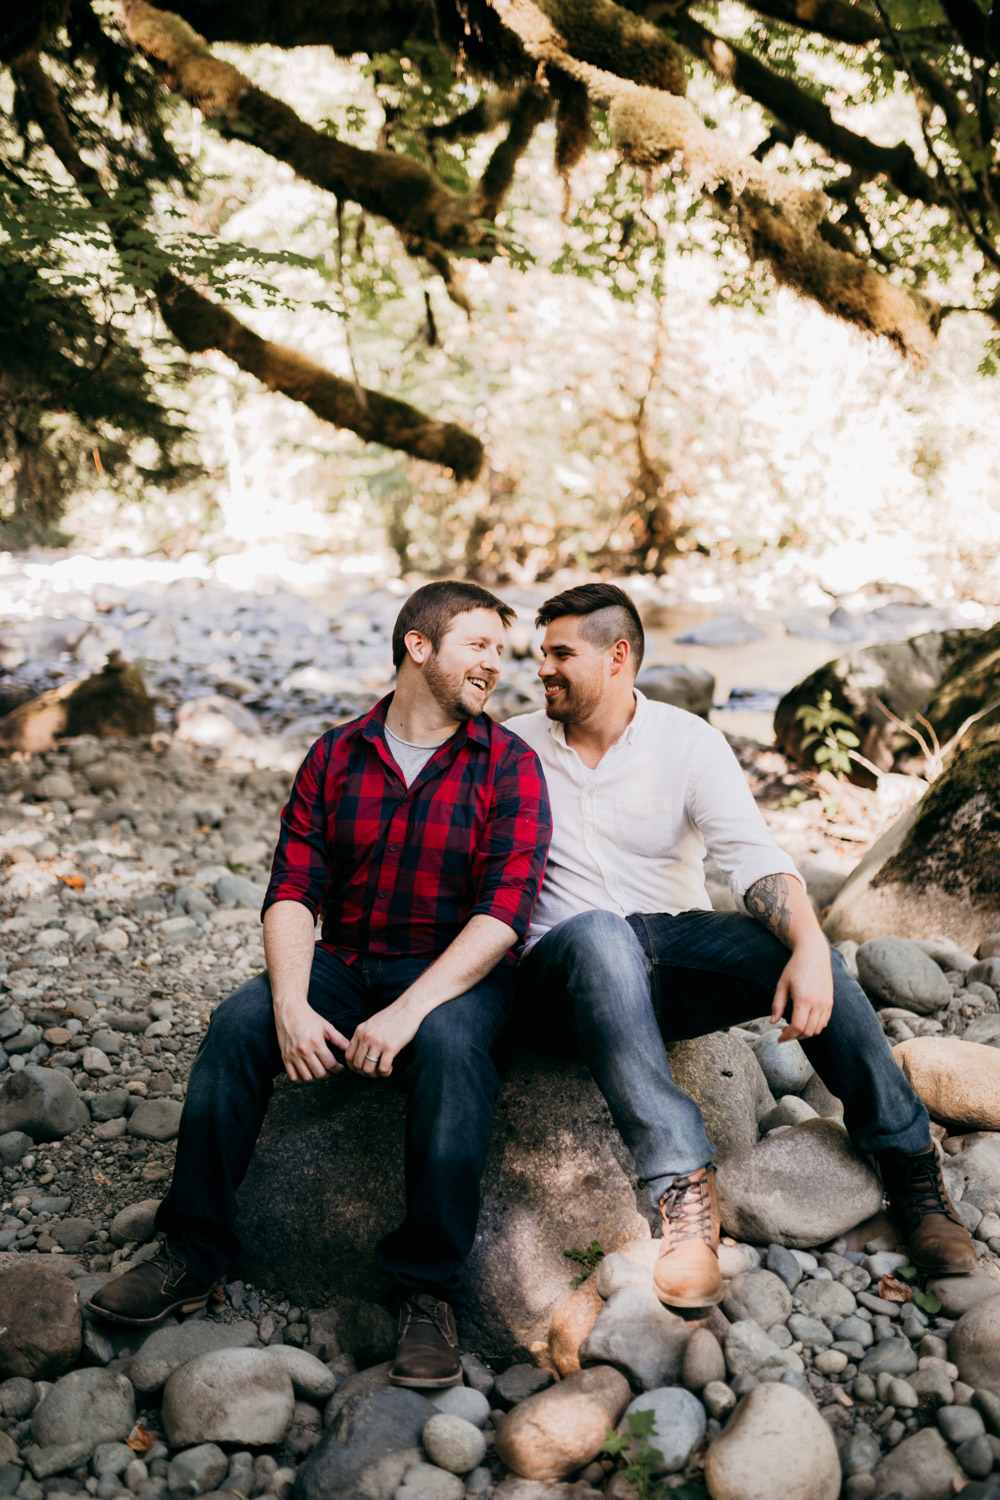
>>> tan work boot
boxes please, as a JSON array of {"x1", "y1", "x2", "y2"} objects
[
  {"x1": 878, "y1": 1146, "x2": 978, "y2": 1276},
  {"x1": 653, "y1": 1164, "x2": 724, "y2": 1309}
]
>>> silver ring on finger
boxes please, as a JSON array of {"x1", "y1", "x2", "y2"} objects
[{"x1": 366, "y1": 1053, "x2": 381, "y2": 1062}]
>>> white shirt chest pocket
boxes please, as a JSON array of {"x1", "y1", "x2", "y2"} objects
[{"x1": 615, "y1": 797, "x2": 674, "y2": 855}]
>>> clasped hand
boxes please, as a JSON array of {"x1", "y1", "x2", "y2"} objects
[{"x1": 274, "y1": 996, "x2": 422, "y2": 1082}]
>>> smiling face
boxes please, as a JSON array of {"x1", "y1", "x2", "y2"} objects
[
  {"x1": 538, "y1": 615, "x2": 614, "y2": 724},
  {"x1": 420, "y1": 606, "x2": 506, "y2": 721}
]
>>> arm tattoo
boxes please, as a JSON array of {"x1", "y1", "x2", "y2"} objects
[{"x1": 745, "y1": 874, "x2": 793, "y2": 947}]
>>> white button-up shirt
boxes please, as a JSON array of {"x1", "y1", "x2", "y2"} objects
[{"x1": 505, "y1": 691, "x2": 803, "y2": 950}]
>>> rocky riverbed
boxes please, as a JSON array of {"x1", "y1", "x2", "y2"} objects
[{"x1": 3, "y1": 556, "x2": 1000, "y2": 1500}]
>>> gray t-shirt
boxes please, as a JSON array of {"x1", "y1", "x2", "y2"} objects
[{"x1": 384, "y1": 725, "x2": 449, "y2": 787}]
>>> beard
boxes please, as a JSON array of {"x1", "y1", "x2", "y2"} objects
[
  {"x1": 423, "y1": 652, "x2": 496, "y2": 721},
  {"x1": 543, "y1": 675, "x2": 602, "y2": 723}
]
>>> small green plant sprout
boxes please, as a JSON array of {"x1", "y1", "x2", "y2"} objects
[
  {"x1": 564, "y1": 1241, "x2": 605, "y2": 1289},
  {"x1": 794, "y1": 691, "x2": 860, "y2": 778},
  {"x1": 896, "y1": 1263, "x2": 943, "y2": 1315},
  {"x1": 602, "y1": 1409, "x2": 664, "y2": 1500}
]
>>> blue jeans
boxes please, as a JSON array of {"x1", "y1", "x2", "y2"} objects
[
  {"x1": 155, "y1": 947, "x2": 513, "y2": 1310},
  {"x1": 518, "y1": 909, "x2": 930, "y2": 1208}
]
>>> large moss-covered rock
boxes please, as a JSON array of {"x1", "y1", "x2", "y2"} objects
[
  {"x1": 235, "y1": 1054, "x2": 650, "y2": 1361},
  {"x1": 773, "y1": 632, "x2": 971, "y2": 782},
  {"x1": 913, "y1": 621, "x2": 1000, "y2": 747},
  {"x1": 0, "y1": 652, "x2": 154, "y2": 754},
  {"x1": 824, "y1": 723, "x2": 1000, "y2": 951}
]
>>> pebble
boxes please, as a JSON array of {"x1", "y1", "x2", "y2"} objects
[
  {"x1": 427, "y1": 1386, "x2": 490, "y2": 1428},
  {"x1": 618, "y1": 1387, "x2": 706, "y2": 1474}
]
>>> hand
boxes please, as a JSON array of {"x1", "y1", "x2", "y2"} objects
[
  {"x1": 274, "y1": 998, "x2": 349, "y2": 1083},
  {"x1": 770, "y1": 944, "x2": 834, "y2": 1043},
  {"x1": 344, "y1": 1000, "x2": 423, "y2": 1078}
]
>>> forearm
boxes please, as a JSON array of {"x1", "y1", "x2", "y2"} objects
[
  {"x1": 744, "y1": 873, "x2": 825, "y2": 954},
  {"x1": 395, "y1": 913, "x2": 518, "y2": 1022},
  {"x1": 263, "y1": 899, "x2": 317, "y2": 1009}
]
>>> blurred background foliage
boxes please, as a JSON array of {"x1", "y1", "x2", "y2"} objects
[{"x1": 1, "y1": 0, "x2": 999, "y2": 596}]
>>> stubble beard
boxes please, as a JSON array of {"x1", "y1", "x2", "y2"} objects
[{"x1": 423, "y1": 652, "x2": 494, "y2": 721}]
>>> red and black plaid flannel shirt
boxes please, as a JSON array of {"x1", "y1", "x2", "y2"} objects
[{"x1": 261, "y1": 694, "x2": 551, "y2": 962}]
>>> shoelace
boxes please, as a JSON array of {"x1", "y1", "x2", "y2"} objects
[
  {"x1": 659, "y1": 1173, "x2": 713, "y2": 1244},
  {"x1": 402, "y1": 1294, "x2": 454, "y2": 1342},
  {"x1": 903, "y1": 1153, "x2": 952, "y2": 1220}
]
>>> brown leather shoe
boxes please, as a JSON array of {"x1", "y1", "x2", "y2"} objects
[
  {"x1": 879, "y1": 1146, "x2": 978, "y2": 1276},
  {"x1": 86, "y1": 1249, "x2": 211, "y2": 1325},
  {"x1": 389, "y1": 1294, "x2": 462, "y2": 1389},
  {"x1": 653, "y1": 1165, "x2": 724, "y2": 1309}
]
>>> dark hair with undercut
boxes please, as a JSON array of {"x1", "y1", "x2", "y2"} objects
[
  {"x1": 535, "y1": 583, "x2": 645, "y2": 674},
  {"x1": 392, "y1": 581, "x2": 516, "y2": 670}
]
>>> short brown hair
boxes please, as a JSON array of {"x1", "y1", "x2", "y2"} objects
[
  {"x1": 535, "y1": 583, "x2": 645, "y2": 673},
  {"x1": 392, "y1": 581, "x2": 516, "y2": 669}
]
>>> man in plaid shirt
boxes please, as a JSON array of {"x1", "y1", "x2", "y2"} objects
[{"x1": 89, "y1": 581, "x2": 551, "y2": 1388}]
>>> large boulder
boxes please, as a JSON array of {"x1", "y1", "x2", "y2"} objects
[
  {"x1": 666, "y1": 1033, "x2": 773, "y2": 1162},
  {"x1": 703, "y1": 1382, "x2": 841, "y2": 1500},
  {"x1": 714, "y1": 1118, "x2": 884, "y2": 1248},
  {"x1": 773, "y1": 632, "x2": 971, "y2": 782},
  {"x1": 0, "y1": 1265, "x2": 82, "y2": 1379},
  {"x1": 893, "y1": 1037, "x2": 1000, "y2": 1131},
  {"x1": 236, "y1": 1055, "x2": 650, "y2": 1360},
  {"x1": 0, "y1": 1067, "x2": 89, "y2": 1142},
  {"x1": 636, "y1": 664, "x2": 715, "y2": 719},
  {"x1": 824, "y1": 723, "x2": 1000, "y2": 951},
  {"x1": 0, "y1": 653, "x2": 154, "y2": 754},
  {"x1": 913, "y1": 620, "x2": 1000, "y2": 748}
]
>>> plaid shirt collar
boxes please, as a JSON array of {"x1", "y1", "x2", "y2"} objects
[{"x1": 360, "y1": 692, "x2": 493, "y2": 754}]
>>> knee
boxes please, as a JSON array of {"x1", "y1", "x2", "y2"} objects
[
  {"x1": 200, "y1": 978, "x2": 275, "y2": 1062},
  {"x1": 558, "y1": 910, "x2": 645, "y2": 974}
]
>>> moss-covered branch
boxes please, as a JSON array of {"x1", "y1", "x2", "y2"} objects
[
  {"x1": 671, "y1": 12, "x2": 940, "y2": 205},
  {"x1": 117, "y1": 0, "x2": 480, "y2": 250},
  {"x1": 485, "y1": 0, "x2": 940, "y2": 361},
  {"x1": 12, "y1": 50, "x2": 484, "y2": 481}
]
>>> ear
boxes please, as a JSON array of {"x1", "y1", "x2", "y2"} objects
[
  {"x1": 609, "y1": 639, "x2": 630, "y2": 676},
  {"x1": 403, "y1": 629, "x2": 432, "y2": 666}
]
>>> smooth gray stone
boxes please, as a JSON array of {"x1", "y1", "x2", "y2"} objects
[
  {"x1": 955, "y1": 1435, "x2": 994, "y2": 1479},
  {"x1": 30, "y1": 1368, "x2": 133, "y2": 1449},
  {"x1": 129, "y1": 1318, "x2": 258, "y2": 1393},
  {"x1": 0, "y1": 1378, "x2": 36, "y2": 1419},
  {"x1": 162, "y1": 1350, "x2": 294, "y2": 1447},
  {"x1": 165, "y1": 1444, "x2": 228, "y2": 1497},
  {"x1": 294, "y1": 1387, "x2": 434, "y2": 1500},
  {"x1": 126, "y1": 1100, "x2": 182, "y2": 1142},
  {"x1": 938, "y1": 1405, "x2": 986, "y2": 1445},
  {"x1": 427, "y1": 1387, "x2": 490, "y2": 1428},
  {"x1": 752, "y1": 1031, "x2": 813, "y2": 1097},
  {"x1": 857, "y1": 938, "x2": 952, "y2": 1015},
  {"x1": 90, "y1": 1443, "x2": 133, "y2": 1478},
  {"x1": 870, "y1": 1427, "x2": 963, "y2": 1500},
  {"x1": 833, "y1": 1316, "x2": 873, "y2": 1349},
  {"x1": 787, "y1": 1314, "x2": 833, "y2": 1350},
  {"x1": 579, "y1": 1285, "x2": 690, "y2": 1391},
  {"x1": 0, "y1": 1134, "x2": 32, "y2": 1166},
  {"x1": 23, "y1": 1440, "x2": 93, "y2": 1480},
  {"x1": 618, "y1": 1387, "x2": 707, "y2": 1474},
  {"x1": 858, "y1": 1339, "x2": 918, "y2": 1378},
  {"x1": 722, "y1": 1269, "x2": 793, "y2": 1329},
  {"x1": 724, "y1": 1320, "x2": 803, "y2": 1380},
  {"x1": 492, "y1": 1365, "x2": 554, "y2": 1408},
  {"x1": 844, "y1": 1429, "x2": 881, "y2": 1475},
  {"x1": 766, "y1": 1244, "x2": 804, "y2": 1292},
  {"x1": 0, "y1": 1067, "x2": 89, "y2": 1142}
]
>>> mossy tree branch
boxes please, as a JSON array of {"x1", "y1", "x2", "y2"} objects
[
  {"x1": 485, "y1": 0, "x2": 940, "y2": 361},
  {"x1": 11, "y1": 49, "x2": 485, "y2": 480}
]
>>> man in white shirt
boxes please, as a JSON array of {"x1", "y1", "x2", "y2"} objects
[{"x1": 508, "y1": 583, "x2": 975, "y2": 1309}]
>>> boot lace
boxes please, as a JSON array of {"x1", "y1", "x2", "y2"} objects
[
  {"x1": 902, "y1": 1152, "x2": 953, "y2": 1221},
  {"x1": 401, "y1": 1294, "x2": 456, "y2": 1343},
  {"x1": 659, "y1": 1170, "x2": 713, "y2": 1245}
]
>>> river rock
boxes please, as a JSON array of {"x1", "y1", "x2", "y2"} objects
[
  {"x1": 667, "y1": 1033, "x2": 774, "y2": 1160},
  {"x1": 161, "y1": 1348, "x2": 295, "y2": 1446},
  {"x1": 0, "y1": 1265, "x2": 82, "y2": 1378},
  {"x1": 752, "y1": 1031, "x2": 813, "y2": 1096},
  {"x1": 428, "y1": 1387, "x2": 491, "y2": 1427},
  {"x1": 682, "y1": 1326, "x2": 726, "y2": 1391},
  {"x1": 130, "y1": 1318, "x2": 259, "y2": 1393},
  {"x1": 31, "y1": 1367, "x2": 134, "y2": 1448},
  {"x1": 636, "y1": 664, "x2": 715, "y2": 718},
  {"x1": 823, "y1": 723, "x2": 1000, "y2": 952},
  {"x1": 494, "y1": 1365, "x2": 630, "y2": 1481},
  {"x1": 295, "y1": 1386, "x2": 434, "y2": 1500},
  {"x1": 870, "y1": 1426, "x2": 963, "y2": 1500},
  {"x1": 262, "y1": 1346, "x2": 338, "y2": 1400},
  {"x1": 704, "y1": 1381, "x2": 840, "y2": 1500},
  {"x1": 618, "y1": 1386, "x2": 706, "y2": 1474},
  {"x1": 856, "y1": 938, "x2": 953, "y2": 1014},
  {"x1": 949, "y1": 1294, "x2": 1000, "y2": 1399},
  {"x1": 715, "y1": 1119, "x2": 884, "y2": 1247},
  {"x1": 547, "y1": 1277, "x2": 604, "y2": 1375},
  {"x1": 127, "y1": 1098, "x2": 183, "y2": 1141},
  {"x1": 421, "y1": 1413, "x2": 487, "y2": 1474},
  {"x1": 0, "y1": 1066, "x2": 89, "y2": 1140},
  {"x1": 109, "y1": 1200, "x2": 161, "y2": 1247},
  {"x1": 892, "y1": 1038, "x2": 1000, "y2": 1130},
  {"x1": 579, "y1": 1285, "x2": 690, "y2": 1390},
  {"x1": 722, "y1": 1269, "x2": 793, "y2": 1328},
  {"x1": 724, "y1": 1320, "x2": 803, "y2": 1380},
  {"x1": 166, "y1": 1443, "x2": 229, "y2": 1496},
  {"x1": 236, "y1": 1056, "x2": 650, "y2": 1358}
]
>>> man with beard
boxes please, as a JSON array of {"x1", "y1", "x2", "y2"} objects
[
  {"x1": 508, "y1": 583, "x2": 975, "y2": 1310},
  {"x1": 89, "y1": 581, "x2": 551, "y2": 1388}
]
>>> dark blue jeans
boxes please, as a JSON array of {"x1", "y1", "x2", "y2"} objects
[
  {"x1": 518, "y1": 909, "x2": 931, "y2": 1208},
  {"x1": 155, "y1": 947, "x2": 513, "y2": 1310}
]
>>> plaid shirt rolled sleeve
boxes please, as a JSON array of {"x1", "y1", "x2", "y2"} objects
[{"x1": 262, "y1": 695, "x2": 551, "y2": 961}]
